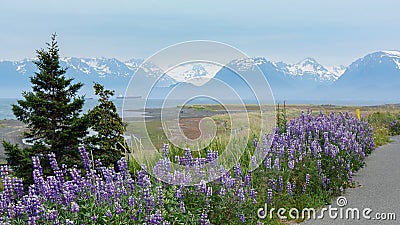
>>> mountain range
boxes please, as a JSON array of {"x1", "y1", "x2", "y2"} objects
[{"x1": 1, "y1": 50, "x2": 399, "y2": 103}]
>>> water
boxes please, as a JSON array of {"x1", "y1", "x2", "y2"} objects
[
  {"x1": 0, "y1": 98, "x2": 222, "y2": 120},
  {"x1": 0, "y1": 99, "x2": 18, "y2": 120},
  {"x1": 0, "y1": 98, "x2": 398, "y2": 120}
]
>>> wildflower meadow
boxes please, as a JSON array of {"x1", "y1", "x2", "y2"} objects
[{"x1": 0, "y1": 111, "x2": 376, "y2": 224}]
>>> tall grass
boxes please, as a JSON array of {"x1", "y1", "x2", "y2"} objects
[{"x1": 367, "y1": 112, "x2": 400, "y2": 146}]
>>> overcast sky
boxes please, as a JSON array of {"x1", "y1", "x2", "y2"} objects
[{"x1": 1, "y1": 0, "x2": 399, "y2": 66}]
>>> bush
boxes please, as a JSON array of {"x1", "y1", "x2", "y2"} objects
[
  {"x1": 368, "y1": 112, "x2": 400, "y2": 146},
  {"x1": 389, "y1": 119, "x2": 400, "y2": 136}
]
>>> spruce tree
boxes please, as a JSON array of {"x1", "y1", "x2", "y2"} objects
[
  {"x1": 11, "y1": 34, "x2": 87, "y2": 165},
  {"x1": 85, "y1": 83, "x2": 126, "y2": 167}
]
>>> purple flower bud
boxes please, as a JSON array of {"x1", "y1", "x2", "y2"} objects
[
  {"x1": 287, "y1": 182, "x2": 292, "y2": 196},
  {"x1": 267, "y1": 189, "x2": 273, "y2": 204}
]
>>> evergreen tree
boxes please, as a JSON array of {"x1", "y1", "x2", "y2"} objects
[
  {"x1": 84, "y1": 83, "x2": 127, "y2": 167},
  {"x1": 9, "y1": 34, "x2": 87, "y2": 166},
  {"x1": 2, "y1": 141, "x2": 46, "y2": 186}
]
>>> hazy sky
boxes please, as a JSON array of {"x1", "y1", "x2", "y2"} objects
[{"x1": 1, "y1": 0, "x2": 399, "y2": 66}]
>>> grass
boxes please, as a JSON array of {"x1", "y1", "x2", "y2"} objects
[
  {"x1": 367, "y1": 111, "x2": 400, "y2": 146},
  {"x1": 125, "y1": 104, "x2": 400, "y2": 170}
]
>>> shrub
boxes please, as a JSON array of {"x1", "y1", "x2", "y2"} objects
[{"x1": 368, "y1": 112, "x2": 400, "y2": 146}]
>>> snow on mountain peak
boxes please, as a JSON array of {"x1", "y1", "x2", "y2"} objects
[
  {"x1": 7, "y1": 55, "x2": 348, "y2": 84},
  {"x1": 279, "y1": 58, "x2": 341, "y2": 82},
  {"x1": 299, "y1": 57, "x2": 319, "y2": 65},
  {"x1": 293, "y1": 57, "x2": 325, "y2": 74},
  {"x1": 166, "y1": 62, "x2": 221, "y2": 86},
  {"x1": 326, "y1": 65, "x2": 346, "y2": 77},
  {"x1": 380, "y1": 51, "x2": 400, "y2": 69},
  {"x1": 228, "y1": 57, "x2": 269, "y2": 71},
  {"x1": 352, "y1": 50, "x2": 400, "y2": 71},
  {"x1": 381, "y1": 50, "x2": 400, "y2": 58}
]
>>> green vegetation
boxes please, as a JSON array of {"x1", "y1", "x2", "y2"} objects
[
  {"x1": 0, "y1": 109, "x2": 375, "y2": 224},
  {"x1": 2, "y1": 35, "x2": 125, "y2": 184},
  {"x1": 3, "y1": 34, "x2": 87, "y2": 182},
  {"x1": 368, "y1": 111, "x2": 400, "y2": 146},
  {"x1": 84, "y1": 83, "x2": 127, "y2": 167}
]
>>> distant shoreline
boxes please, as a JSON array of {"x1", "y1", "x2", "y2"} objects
[{"x1": 2, "y1": 103, "x2": 399, "y2": 161}]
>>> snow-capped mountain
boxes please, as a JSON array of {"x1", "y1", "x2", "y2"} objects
[
  {"x1": 224, "y1": 57, "x2": 344, "y2": 83},
  {"x1": 336, "y1": 50, "x2": 400, "y2": 88},
  {"x1": 320, "y1": 50, "x2": 400, "y2": 101},
  {"x1": 166, "y1": 63, "x2": 222, "y2": 86},
  {"x1": 1, "y1": 51, "x2": 399, "y2": 102},
  {"x1": 60, "y1": 57, "x2": 132, "y2": 77},
  {"x1": 0, "y1": 57, "x2": 177, "y2": 98},
  {"x1": 282, "y1": 58, "x2": 342, "y2": 82}
]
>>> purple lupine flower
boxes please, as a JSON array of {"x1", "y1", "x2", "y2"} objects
[
  {"x1": 264, "y1": 157, "x2": 272, "y2": 169},
  {"x1": 128, "y1": 195, "x2": 136, "y2": 207},
  {"x1": 117, "y1": 157, "x2": 129, "y2": 179},
  {"x1": 47, "y1": 209, "x2": 58, "y2": 221},
  {"x1": 198, "y1": 180, "x2": 207, "y2": 194},
  {"x1": 236, "y1": 187, "x2": 245, "y2": 202},
  {"x1": 267, "y1": 189, "x2": 273, "y2": 204},
  {"x1": 31, "y1": 156, "x2": 42, "y2": 175},
  {"x1": 175, "y1": 186, "x2": 183, "y2": 199},
  {"x1": 244, "y1": 172, "x2": 252, "y2": 186},
  {"x1": 105, "y1": 210, "x2": 112, "y2": 218},
  {"x1": 218, "y1": 187, "x2": 226, "y2": 196},
  {"x1": 250, "y1": 188, "x2": 257, "y2": 203},
  {"x1": 78, "y1": 146, "x2": 92, "y2": 175},
  {"x1": 148, "y1": 210, "x2": 163, "y2": 224},
  {"x1": 70, "y1": 201, "x2": 80, "y2": 213},
  {"x1": 238, "y1": 213, "x2": 245, "y2": 223},
  {"x1": 156, "y1": 185, "x2": 164, "y2": 208},
  {"x1": 179, "y1": 201, "x2": 186, "y2": 213},
  {"x1": 127, "y1": 178, "x2": 135, "y2": 193},
  {"x1": 288, "y1": 160, "x2": 295, "y2": 170},
  {"x1": 317, "y1": 160, "x2": 322, "y2": 172},
  {"x1": 233, "y1": 164, "x2": 242, "y2": 179},
  {"x1": 207, "y1": 186, "x2": 213, "y2": 197},
  {"x1": 277, "y1": 176, "x2": 283, "y2": 192},
  {"x1": 183, "y1": 148, "x2": 193, "y2": 166},
  {"x1": 206, "y1": 150, "x2": 218, "y2": 163},
  {"x1": 200, "y1": 212, "x2": 211, "y2": 225},
  {"x1": 287, "y1": 182, "x2": 292, "y2": 196},
  {"x1": 269, "y1": 179, "x2": 277, "y2": 191},
  {"x1": 253, "y1": 138, "x2": 258, "y2": 147},
  {"x1": 273, "y1": 158, "x2": 280, "y2": 171},
  {"x1": 162, "y1": 143, "x2": 169, "y2": 158},
  {"x1": 303, "y1": 173, "x2": 310, "y2": 193},
  {"x1": 115, "y1": 202, "x2": 124, "y2": 214}
]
